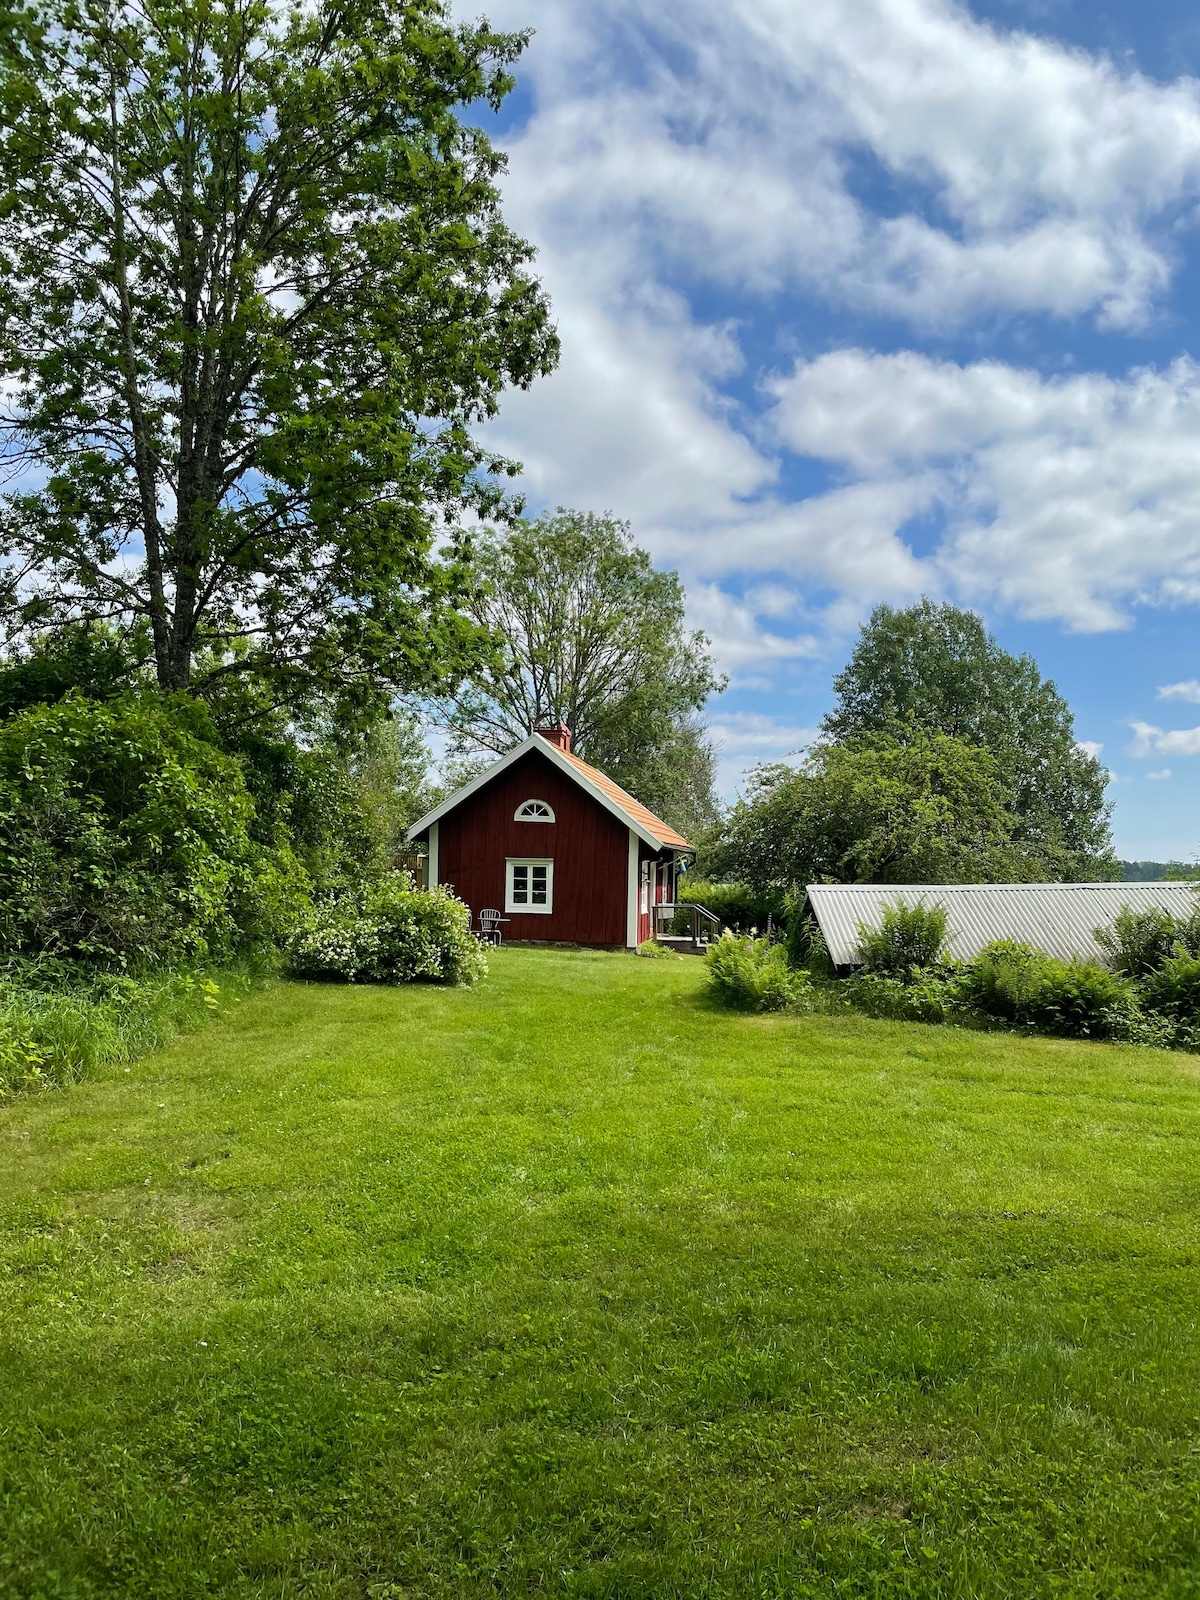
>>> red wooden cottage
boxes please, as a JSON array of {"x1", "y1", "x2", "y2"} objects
[{"x1": 406, "y1": 725, "x2": 691, "y2": 948}]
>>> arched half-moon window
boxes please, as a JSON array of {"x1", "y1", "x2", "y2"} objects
[{"x1": 514, "y1": 798, "x2": 555, "y2": 822}]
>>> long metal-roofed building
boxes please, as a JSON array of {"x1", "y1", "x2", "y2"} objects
[{"x1": 806, "y1": 881, "x2": 1200, "y2": 969}]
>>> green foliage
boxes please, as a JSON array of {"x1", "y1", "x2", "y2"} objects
[
  {"x1": 0, "y1": 0, "x2": 556, "y2": 716},
  {"x1": 829, "y1": 933, "x2": 1200, "y2": 1052},
  {"x1": 1094, "y1": 906, "x2": 1181, "y2": 976},
  {"x1": 289, "y1": 876, "x2": 486, "y2": 987},
  {"x1": 0, "y1": 622, "x2": 152, "y2": 716},
  {"x1": 185, "y1": 661, "x2": 441, "y2": 892},
  {"x1": 856, "y1": 899, "x2": 948, "y2": 980},
  {"x1": 1020, "y1": 960, "x2": 1132, "y2": 1039},
  {"x1": 1120, "y1": 860, "x2": 1200, "y2": 882},
  {"x1": 1138, "y1": 956, "x2": 1200, "y2": 1026},
  {"x1": 346, "y1": 711, "x2": 441, "y2": 868},
  {"x1": 0, "y1": 960, "x2": 261, "y2": 1096},
  {"x1": 839, "y1": 966, "x2": 964, "y2": 1025},
  {"x1": 956, "y1": 940, "x2": 1047, "y2": 1022},
  {"x1": 636, "y1": 938, "x2": 673, "y2": 958},
  {"x1": 785, "y1": 910, "x2": 835, "y2": 976},
  {"x1": 1093, "y1": 900, "x2": 1200, "y2": 978},
  {"x1": 674, "y1": 879, "x2": 784, "y2": 934},
  {"x1": 438, "y1": 510, "x2": 724, "y2": 835},
  {"x1": 714, "y1": 729, "x2": 1043, "y2": 897},
  {"x1": 822, "y1": 599, "x2": 1116, "y2": 879},
  {"x1": 704, "y1": 931, "x2": 811, "y2": 1012},
  {"x1": 0, "y1": 695, "x2": 306, "y2": 966},
  {"x1": 956, "y1": 941, "x2": 1132, "y2": 1039}
]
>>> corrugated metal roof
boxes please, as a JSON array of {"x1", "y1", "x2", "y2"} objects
[{"x1": 806, "y1": 881, "x2": 1200, "y2": 967}]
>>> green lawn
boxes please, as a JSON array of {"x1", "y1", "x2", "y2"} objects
[{"x1": 2, "y1": 948, "x2": 1199, "y2": 1599}]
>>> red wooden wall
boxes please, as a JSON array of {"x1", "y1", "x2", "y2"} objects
[{"x1": 435, "y1": 749, "x2": 631, "y2": 946}]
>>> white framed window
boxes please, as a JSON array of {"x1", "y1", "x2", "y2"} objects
[
  {"x1": 514, "y1": 798, "x2": 555, "y2": 822},
  {"x1": 506, "y1": 858, "x2": 554, "y2": 914}
]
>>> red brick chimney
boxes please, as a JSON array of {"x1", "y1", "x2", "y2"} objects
[{"x1": 536, "y1": 721, "x2": 572, "y2": 753}]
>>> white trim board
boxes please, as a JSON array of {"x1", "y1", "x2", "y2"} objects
[
  {"x1": 406, "y1": 733, "x2": 670, "y2": 851},
  {"x1": 426, "y1": 822, "x2": 439, "y2": 888}
]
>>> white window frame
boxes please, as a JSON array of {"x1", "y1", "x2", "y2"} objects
[
  {"x1": 514, "y1": 798, "x2": 555, "y2": 822},
  {"x1": 506, "y1": 857, "x2": 554, "y2": 915}
]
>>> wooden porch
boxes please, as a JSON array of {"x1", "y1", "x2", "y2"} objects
[{"x1": 650, "y1": 901, "x2": 722, "y2": 955}]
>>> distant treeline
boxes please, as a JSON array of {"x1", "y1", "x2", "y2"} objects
[{"x1": 1121, "y1": 861, "x2": 1200, "y2": 882}]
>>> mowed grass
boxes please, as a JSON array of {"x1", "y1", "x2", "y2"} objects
[{"x1": 2, "y1": 950, "x2": 1200, "y2": 1599}]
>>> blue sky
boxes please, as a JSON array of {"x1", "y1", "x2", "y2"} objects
[{"x1": 459, "y1": 0, "x2": 1200, "y2": 860}]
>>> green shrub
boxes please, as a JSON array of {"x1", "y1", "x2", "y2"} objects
[
  {"x1": 637, "y1": 938, "x2": 673, "y2": 958},
  {"x1": 1139, "y1": 956, "x2": 1200, "y2": 1025},
  {"x1": 0, "y1": 695, "x2": 306, "y2": 966},
  {"x1": 704, "y1": 931, "x2": 811, "y2": 1012},
  {"x1": 958, "y1": 940, "x2": 1131, "y2": 1039},
  {"x1": 1106, "y1": 1001, "x2": 1200, "y2": 1053},
  {"x1": 957, "y1": 940, "x2": 1048, "y2": 1021},
  {"x1": 786, "y1": 911, "x2": 835, "y2": 977},
  {"x1": 675, "y1": 880, "x2": 785, "y2": 935},
  {"x1": 840, "y1": 965, "x2": 964, "y2": 1024},
  {"x1": 1173, "y1": 903, "x2": 1200, "y2": 958},
  {"x1": 830, "y1": 928, "x2": 1198, "y2": 1052},
  {"x1": 856, "y1": 899, "x2": 948, "y2": 981},
  {"x1": 1022, "y1": 960, "x2": 1132, "y2": 1039},
  {"x1": 1094, "y1": 907, "x2": 1180, "y2": 976},
  {"x1": 1093, "y1": 900, "x2": 1200, "y2": 976},
  {"x1": 289, "y1": 876, "x2": 486, "y2": 986}
]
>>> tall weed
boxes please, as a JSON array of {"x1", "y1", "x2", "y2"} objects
[
  {"x1": 0, "y1": 961, "x2": 264, "y2": 1097},
  {"x1": 856, "y1": 900, "x2": 948, "y2": 981},
  {"x1": 1095, "y1": 907, "x2": 1180, "y2": 976}
]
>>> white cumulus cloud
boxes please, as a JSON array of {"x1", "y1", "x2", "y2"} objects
[
  {"x1": 482, "y1": 0, "x2": 1200, "y2": 330},
  {"x1": 705, "y1": 710, "x2": 821, "y2": 798},
  {"x1": 452, "y1": 0, "x2": 1200, "y2": 673},
  {"x1": 767, "y1": 350, "x2": 1200, "y2": 630},
  {"x1": 1158, "y1": 680, "x2": 1200, "y2": 703},
  {"x1": 1130, "y1": 721, "x2": 1200, "y2": 757}
]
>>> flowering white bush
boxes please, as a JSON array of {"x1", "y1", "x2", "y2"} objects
[{"x1": 289, "y1": 875, "x2": 487, "y2": 986}]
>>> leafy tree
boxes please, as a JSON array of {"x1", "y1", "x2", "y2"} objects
[
  {"x1": 0, "y1": 0, "x2": 557, "y2": 723},
  {"x1": 0, "y1": 623, "x2": 152, "y2": 717},
  {"x1": 712, "y1": 731, "x2": 1053, "y2": 897},
  {"x1": 345, "y1": 710, "x2": 441, "y2": 868},
  {"x1": 172, "y1": 665, "x2": 437, "y2": 889},
  {"x1": 437, "y1": 509, "x2": 724, "y2": 833},
  {"x1": 589, "y1": 712, "x2": 721, "y2": 841},
  {"x1": 0, "y1": 694, "x2": 305, "y2": 964},
  {"x1": 822, "y1": 600, "x2": 1115, "y2": 879}
]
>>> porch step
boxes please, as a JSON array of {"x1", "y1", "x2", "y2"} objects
[{"x1": 653, "y1": 935, "x2": 711, "y2": 956}]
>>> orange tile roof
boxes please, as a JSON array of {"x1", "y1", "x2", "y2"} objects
[{"x1": 560, "y1": 748, "x2": 691, "y2": 850}]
